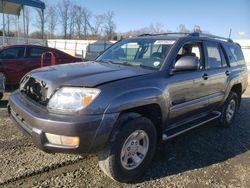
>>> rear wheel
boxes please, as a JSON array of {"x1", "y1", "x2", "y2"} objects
[
  {"x1": 218, "y1": 92, "x2": 239, "y2": 127},
  {"x1": 98, "y1": 116, "x2": 157, "y2": 182}
]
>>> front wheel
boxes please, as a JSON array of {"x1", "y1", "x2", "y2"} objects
[
  {"x1": 218, "y1": 92, "x2": 239, "y2": 127},
  {"x1": 98, "y1": 116, "x2": 157, "y2": 182}
]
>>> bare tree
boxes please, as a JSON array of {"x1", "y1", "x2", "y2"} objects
[
  {"x1": 58, "y1": 0, "x2": 71, "y2": 39},
  {"x1": 24, "y1": 7, "x2": 31, "y2": 36},
  {"x1": 103, "y1": 11, "x2": 116, "y2": 40},
  {"x1": 74, "y1": 5, "x2": 83, "y2": 39},
  {"x1": 69, "y1": 4, "x2": 77, "y2": 39},
  {"x1": 47, "y1": 5, "x2": 57, "y2": 38},
  {"x1": 33, "y1": 8, "x2": 47, "y2": 37},
  {"x1": 177, "y1": 24, "x2": 190, "y2": 33},
  {"x1": 149, "y1": 23, "x2": 165, "y2": 33},
  {"x1": 6, "y1": 15, "x2": 9, "y2": 35},
  {"x1": 90, "y1": 14, "x2": 105, "y2": 35},
  {"x1": 82, "y1": 7, "x2": 91, "y2": 39}
]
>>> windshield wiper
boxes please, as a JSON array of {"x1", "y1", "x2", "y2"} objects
[
  {"x1": 96, "y1": 60, "x2": 114, "y2": 64},
  {"x1": 98, "y1": 60, "x2": 136, "y2": 67},
  {"x1": 97, "y1": 60, "x2": 157, "y2": 70},
  {"x1": 115, "y1": 61, "x2": 138, "y2": 67},
  {"x1": 139, "y1": 64, "x2": 158, "y2": 70}
]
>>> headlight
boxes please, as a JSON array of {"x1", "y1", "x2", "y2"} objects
[{"x1": 47, "y1": 87, "x2": 100, "y2": 113}]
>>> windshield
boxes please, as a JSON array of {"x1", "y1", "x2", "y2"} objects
[{"x1": 97, "y1": 38, "x2": 175, "y2": 69}]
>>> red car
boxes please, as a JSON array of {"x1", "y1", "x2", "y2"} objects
[{"x1": 0, "y1": 44, "x2": 82, "y2": 85}]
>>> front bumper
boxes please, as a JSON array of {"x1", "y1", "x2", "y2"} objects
[{"x1": 8, "y1": 91, "x2": 119, "y2": 154}]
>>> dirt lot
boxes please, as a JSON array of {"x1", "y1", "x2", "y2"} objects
[{"x1": 0, "y1": 89, "x2": 250, "y2": 188}]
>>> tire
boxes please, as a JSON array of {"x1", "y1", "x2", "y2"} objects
[
  {"x1": 98, "y1": 116, "x2": 157, "y2": 182},
  {"x1": 0, "y1": 93, "x2": 3, "y2": 100},
  {"x1": 218, "y1": 91, "x2": 239, "y2": 127}
]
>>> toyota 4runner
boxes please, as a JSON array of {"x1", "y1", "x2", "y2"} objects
[{"x1": 8, "y1": 32, "x2": 248, "y2": 182}]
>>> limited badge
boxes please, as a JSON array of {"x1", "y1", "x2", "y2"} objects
[{"x1": 154, "y1": 40, "x2": 175, "y2": 45}]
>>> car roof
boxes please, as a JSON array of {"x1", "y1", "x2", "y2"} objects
[
  {"x1": 136, "y1": 35, "x2": 181, "y2": 41},
  {"x1": 1, "y1": 44, "x2": 50, "y2": 49}
]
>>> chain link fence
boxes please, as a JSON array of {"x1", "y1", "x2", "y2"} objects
[
  {"x1": 47, "y1": 39, "x2": 116, "y2": 60},
  {"x1": 0, "y1": 36, "x2": 116, "y2": 61},
  {"x1": 0, "y1": 36, "x2": 45, "y2": 46}
]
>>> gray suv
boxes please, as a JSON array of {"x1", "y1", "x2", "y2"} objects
[{"x1": 8, "y1": 32, "x2": 248, "y2": 182}]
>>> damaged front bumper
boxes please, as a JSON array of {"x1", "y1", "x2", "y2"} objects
[{"x1": 8, "y1": 90, "x2": 120, "y2": 154}]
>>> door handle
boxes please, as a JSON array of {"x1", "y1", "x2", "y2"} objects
[
  {"x1": 202, "y1": 73, "x2": 208, "y2": 80},
  {"x1": 225, "y1": 70, "x2": 230, "y2": 76}
]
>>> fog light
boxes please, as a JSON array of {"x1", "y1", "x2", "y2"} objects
[{"x1": 45, "y1": 133, "x2": 80, "y2": 147}]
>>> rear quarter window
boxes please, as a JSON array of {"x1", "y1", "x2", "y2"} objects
[{"x1": 224, "y1": 44, "x2": 245, "y2": 66}]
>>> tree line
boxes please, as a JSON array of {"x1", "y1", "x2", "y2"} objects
[{"x1": 1, "y1": 0, "x2": 117, "y2": 40}]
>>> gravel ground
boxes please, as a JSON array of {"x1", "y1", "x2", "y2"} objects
[{"x1": 0, "y1": 89, "x2": 250, "y2": 188}]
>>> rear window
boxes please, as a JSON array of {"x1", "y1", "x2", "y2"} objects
[
  {"x1": 27, "y1": 48, "x2": 47, "y2": 58},
  {"x1": 224, "y1": 44, "x2": 245, "y2": 66}
]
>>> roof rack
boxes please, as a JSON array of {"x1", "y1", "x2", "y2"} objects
[
  {"x1": 138, "y1": 32, "x2": 234, "y2": 43},
  {"x1": 189, "y1": 32, "x2": 234, "y2": 43},
  {"x1": 138, "y1": 32, "x2": 190, "y2": 37}
]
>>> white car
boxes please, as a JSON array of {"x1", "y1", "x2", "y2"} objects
[{"x1": 0, "y1": 73, "x2": 5, "y2": 100}]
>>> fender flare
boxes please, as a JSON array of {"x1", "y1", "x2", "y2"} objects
[{"x1": 104, "y1": 87, "x2": 170, "y2": 124}]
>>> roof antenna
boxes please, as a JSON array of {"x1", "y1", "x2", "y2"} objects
[{"x1": 229, "y1": 28, "x2": 232, "y2": 39}]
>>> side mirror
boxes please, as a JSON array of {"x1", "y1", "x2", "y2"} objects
[{"x1": 173, "y1": 56, "x2": 200, "y2": 72}]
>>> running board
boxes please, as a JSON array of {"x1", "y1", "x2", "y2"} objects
[{"x1": 162, "y1": 111, "x2": 221, "y2": 141}]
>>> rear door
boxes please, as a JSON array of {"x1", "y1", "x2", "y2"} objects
[
  {"x1": 0, "y1": 47, "x2": 26, "y2": 84},
  {"x1": 204, "y1": 41, "x2": 229, "y2": 107}
]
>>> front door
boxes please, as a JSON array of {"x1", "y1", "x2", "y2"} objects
[{"x1": 168, "y1": 41, "x2": 210, "y2": 123}]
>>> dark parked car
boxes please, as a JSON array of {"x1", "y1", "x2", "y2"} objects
[
  {"x1": 0, "y1": 44, "x2": 82, "y2": 85},
  {"x1": 8, "y1": 33, "x2": 248, "y2": 182}
]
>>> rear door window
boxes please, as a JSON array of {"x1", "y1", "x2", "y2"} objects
[
  {"x1": 27, "y1": 48, "x2": 47, "y2": 58},
  {"x1": 205, "y1": 42, "x2": 223, "y2": 69},
  {"x1": 0, "y1": 47, "x2": 25, "y2": 59}
]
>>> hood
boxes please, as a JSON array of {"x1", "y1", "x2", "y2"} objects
[{"x1": 26, "y1": 61, "x2": 154, "y2": 98}]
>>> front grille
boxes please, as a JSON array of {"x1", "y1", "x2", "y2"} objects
[{"x1": 20, "y1": 76, "x2": 49, "y2": 106}]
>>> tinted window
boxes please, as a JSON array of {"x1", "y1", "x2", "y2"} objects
[
  {"x1": 176, "y1": 42, "x2": 204, "y2": 69},
  {"x1": 230, "y1": 45, "x2": 244, "y2": 61},
  {"x1": 224, "y1": 44, "x2": 245, "y2": 66},
  {"x1": 206, "y1": 43, "x2": 222, "y2": 69},
  {"x1": 0, "y1": 47, "x2": 24, "y2": 59},
  {"x1": 27, "y1": 48, "x2": 47, "y2": 58},
  {"x1": 219, "y1": 46, "x2": 228, "y2": 67}
]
